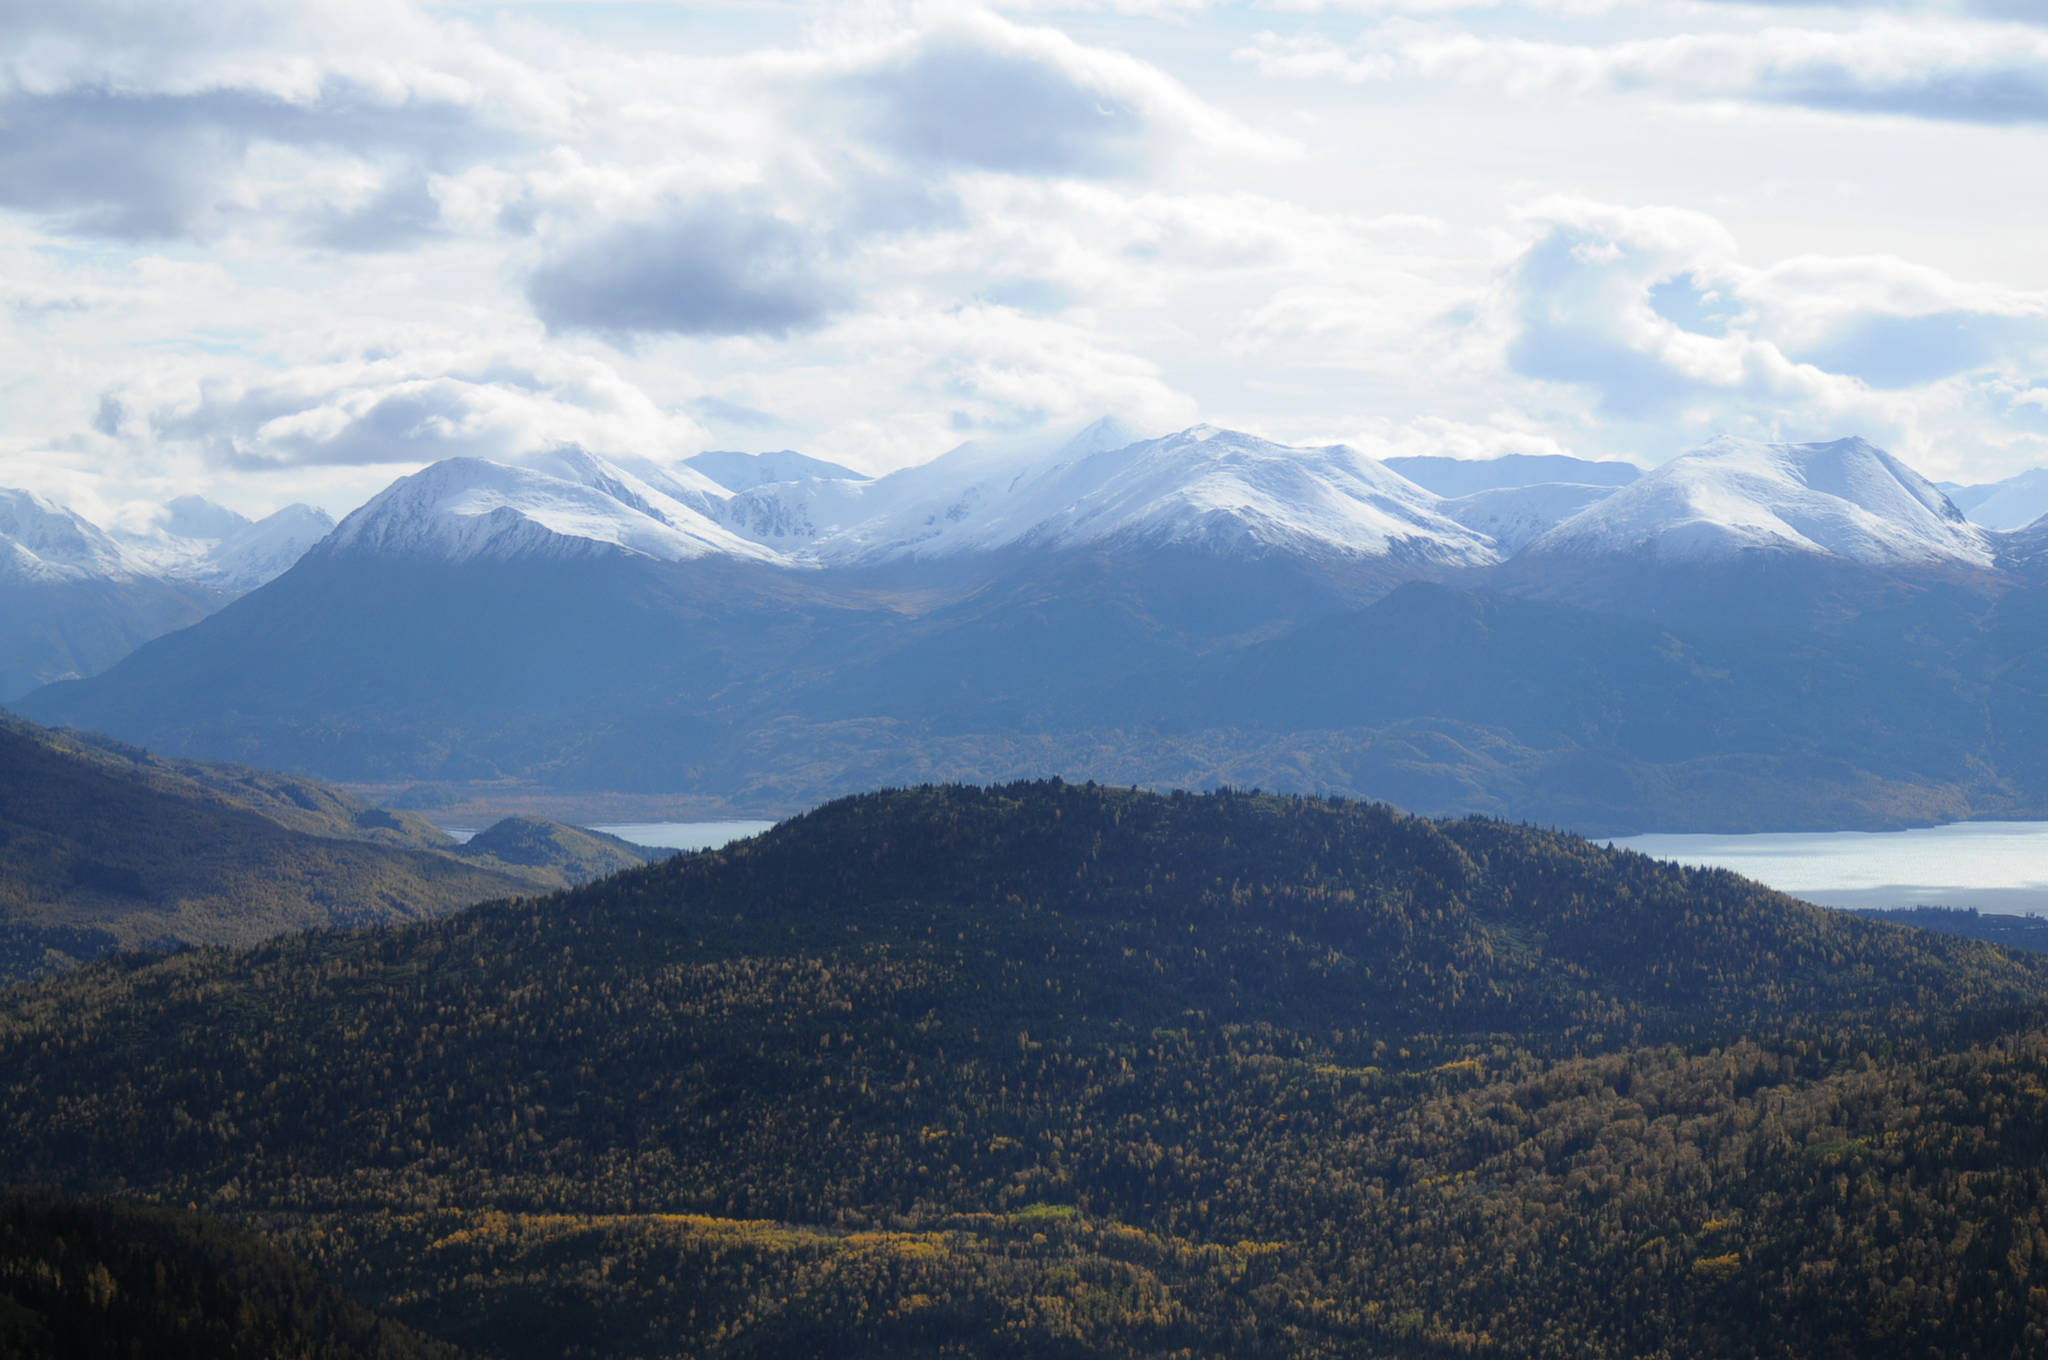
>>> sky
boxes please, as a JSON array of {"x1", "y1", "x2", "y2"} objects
[{"x1": 7, "y1": 0, "x2": 2048, "y2": 526}]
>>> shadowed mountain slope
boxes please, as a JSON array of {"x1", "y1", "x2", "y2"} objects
[
  {"x1": 0, "y1": 714, "x2": 658, "y2": 979},
  {"x1": 0, "y1": 1190, "x2": 465, "y2": 1360}
]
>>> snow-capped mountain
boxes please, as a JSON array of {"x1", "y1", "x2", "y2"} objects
[
  {"x1": 322, "y1": 422, "x2": 1505, "y2": 573},
  {"x1": 28, "y1": 424, "x2": 2048, "y2": 836},
  {"x1": 320, "y1": 450, "x2": 780, "y2": 565},
  {"x1": 0, "y1": 490, "x2": 218, "y2": 698},
  {"x1": 201, "y1": 504, "x2": 336, "y2": 591},
  {"x1": 0, "y1": 490, "x2": 140, "y2": 582},
  {"x1": 686, "y1": 449, "x2": 869, "y2": 493},
  {"x1": 1522, "y1": 436, "x2": 1992, "y2": 569},
  {"x1": 119, "y1": 497, "x2": 338, "y2": 592},
  {"x1": 1437, "y1": 483, "x2": 1622, "y2": 556},
  {"x1": 714, "y1": 421, "x2": 1500, "y2": 569},
  {"x1": 1942, "y1": 468, "x2": 2048, "y2": 532}
]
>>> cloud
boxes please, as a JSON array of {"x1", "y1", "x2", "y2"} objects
[
  {"x1": 1504, "y1": 203, "x2": 1749, "y2": 419},
  {"x1": 1490, "y1": 197, "x2": 2048, "y2": 455},
  {"x1": 136, "y1": 348, "x2": 709, "y2": 470},
  {"x1": 0, "y1": 0, "x2": 541, "y2": 241},
  {"x1": 1238, "y1": 20, "x2": 2048, "y2": 127},
  {"x1": 825, "y1": 14, "x2": 1282, "y2": 178},
  {"x1": 838, "y1": 32, "x2": 1149, "y2": 177},
  {"x1": 0, "y1": 83, "x2": 512, "y2": 239},
  {"x1": 527, "y1": 204, "x2": 848, "y2": 339},
  {"x1": 305, "y1": 172, "x2": 444, "y2": 251},
  {"x1": 687, "y1": 395, "x2": 785, "y2": 430}
]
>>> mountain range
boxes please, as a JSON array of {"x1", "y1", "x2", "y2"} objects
[
  {"x1": 0, "y1": 490, "x2": 332, "y2": 699},
  {"x1": 21, "y1": 423, "x2": 2048, "y2": 833}
]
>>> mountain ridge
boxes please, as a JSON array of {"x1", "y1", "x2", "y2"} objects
[
  {"x1": 25, "y1": 426, "x2": 2048, "y2": 834},
  {"x1": 0, "y1": 712, "x2": 659, "y2": 979}
]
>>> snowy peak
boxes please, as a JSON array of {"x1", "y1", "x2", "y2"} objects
[
  {"x1": 800, "y1": 424, "x2": 1500, "y2": 568},
  {"x1": 115, "y1": 496, "x2": 335, "y2": 592},
  {"x1": 685, "y1": 449, "x2": 869, "y2": 493},
  {"x1": 0, "y1": 490, "x2": 137, "y2": 582},
  {"x1": 1525, "y1": 436, "x2": 1991, "y2": 569},
  {"x1": 322, "y1": 453, "x2": 779, "y2": 566},
  {"x1": 203, "y1": 504, "x2": 336, "y2": 591}
]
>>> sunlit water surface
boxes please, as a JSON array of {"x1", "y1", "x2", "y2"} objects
[
  {"x1": 436, "y1": 820, "x2": 774, "y2": 852},
  {"x1": 1610, "y1": 822, "x2": 2048, "y2": 913}
]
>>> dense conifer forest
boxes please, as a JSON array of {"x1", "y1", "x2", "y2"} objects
[
  {"x1": 6, "y1": 782, "x2": 2048, "y2": 1357},
  {"x1": 0, "y1": 1189, "x2": 464, "y2": 1358}
]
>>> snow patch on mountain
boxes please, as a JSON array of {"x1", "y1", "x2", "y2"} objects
[
  {"x1": 323, "y1": 453, "x2": 780, "y2": 565},
  {"x1": 0, "y1": 491, "x2": 140, "y2": 582},
  {"x1": 1439, "y1": 483, "x2": 1620, "y2": 555},
  {"x1": 1526, "y1": 436, "x2": 1991, "y2": 568}
]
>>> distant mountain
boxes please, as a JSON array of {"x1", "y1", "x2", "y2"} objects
[
  {"x1": 323, "y1": 452, "x2": 775, "y2": 565},
  {"x1": 0, "y1": 491, "x2": 334, "y2": 699},
  {"x1": 1942, "y1": 467, "x2": 2048, "y2": 531},
  {"x1": 1522, "y1": 435, "x2": 1990, "y2": 569},
  {"x1": 791, "y1": 423, "x2": 1500, "y2": 568},
  {"x1": 0, "y1": 713, "x2": 659, "y2": 979},
  {"x1": 7, "y1": 783, "x2": 2048, "y2": 1359},
  {"x1": 1384, "y1": 451, "x2": 1641, "y2": 497},
  {"x1": 118, "y1": 496, "x2": 337, "y2": 590},
  {"x1": 685, "y1": 448, "x2": 869, "y2": 491},
  {"x1": 451, "y1": 816, "x2": 651, "y2": 885},
  {"x1": 1437, "y1": 481, "x2": 1618, "y2": 554},
  {"x1": 0, "y1": 490, "x2": 215, "y2": 699},
  {"x1": 26, "y1": 426, "x2": 2048, "y2": 833}
]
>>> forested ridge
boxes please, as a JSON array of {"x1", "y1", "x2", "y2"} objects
[
  {"x1": 0, "y1": 712, "x2": 654, "y2": 979},
  {"x1": 6, "y1": 782, "x2": 2048, "y2": 1357}
]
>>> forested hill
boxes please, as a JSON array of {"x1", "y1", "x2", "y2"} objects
[
  {"x1": 0, "y1": 714, "x2": 655, "y2": 979},
  {"x1": 7, "y1": 783, "x2": 2048, "y2": 1358}
]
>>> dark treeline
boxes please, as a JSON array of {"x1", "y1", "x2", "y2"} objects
[
  {"x1": 1852, "y1": 905, "x2": 2048, "y2": 953},
  {"x1": 5, "y1": 782, "x2": 2048, "y2": 1357},
  {"x1": 0, "y1": 1188, "x2": 463, "y2": 1359}
]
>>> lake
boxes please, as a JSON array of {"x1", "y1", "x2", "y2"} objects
[
  {"x1": 1609, "y1": 821, "x2": 2048, "y2": 913},
  {"x1": 590, "y1": 821, "x2": 777, "y2": 851},
  {"x1": 437, "y1": 820, "x2": 775, "y2": 851}
]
